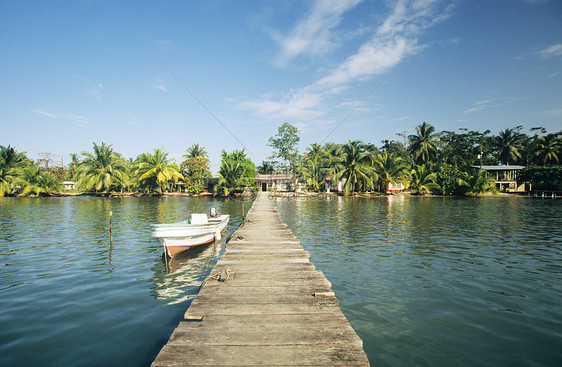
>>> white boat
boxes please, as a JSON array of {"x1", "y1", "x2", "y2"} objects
[{"x1": 152, "y1": 212, "x2": 229, "y2": 258}]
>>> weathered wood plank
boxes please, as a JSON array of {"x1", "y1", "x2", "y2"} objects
[
  {"x1": 152, "y1": 345, "x2": 370, "y2": 366},
  {"x1": 152, "y1": 192, "x2": 369, "y2": 367},
  {"x1": 185, "y1": 302, "x2": 340, "y2": 317},
  {"x1": 169, "y1": 321, "x2": 363, "y2": 347}
]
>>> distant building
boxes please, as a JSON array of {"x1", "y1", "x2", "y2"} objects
[
  {"x1": 388, "y1": 182, "x2": 405, "y2": 193},
  {"x1": 477, "y1": 165, "x2": 526, "y2": 192},
  {"x1": 63, "y1": 181, "x2": 77, "y2": 190},
  {"x1": 256, "y1": 173, "x2": 296, "y2": 192}
]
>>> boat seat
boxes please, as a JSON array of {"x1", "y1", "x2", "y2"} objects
[{"x1": 191, "y1": 213, "x2": 208, "y2": 225}]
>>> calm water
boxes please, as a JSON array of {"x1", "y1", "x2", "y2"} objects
[
  {"x1": 0, "y1": 196, "x2": 248, "y2": 367},
  {"x1": 1, "y1": 196, "x2": 561, "y2": 366},
  {"x1": 276, "y1": 195, "x2": 562, "y2": 367}
]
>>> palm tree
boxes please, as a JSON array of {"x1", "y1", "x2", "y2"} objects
[
  {"x1": 184, "y1": 143, "x2": 207, "y2": 158},
  {"x1": 14, "y1": 166, "x2": 63, "y2": 197},
  {"x1": 183, "y1": 144, "x2": 209, "y2": 164},
  {"x1": 299, "y1": 157, "x2": 324, "y2": 192},
  {"x1": 534, "y1": 134, "x2": 561, "y2": 165},
  {"x1": 323, "y1": 143, "x2": 344, "y2": 179},
  {"x1": 181, "y1": 144, "x2": 211, "y2": 194},
  {"x1": 463, "y1": 168, "x2": 496, "y2": 196},
  {"x1": 66, "y1": 153, "x2": 80, "y2": 180},
  {"x1": 75, "y1": 142, "x2": 128, "y2": 193},
  {"x1": 495, "y1": 128, "x2": 523, "y2": 165},
  {"x1": 15, "y1": 166, "x2": 62, "y2": 196},
  {"x1": 214, "y1": 149, "x2": 256, "y2": 196},
  {"x1": 332, "y1": 140, "x2": 375, "y2": 195},
  {"x1": 0, "y1": 145, "x2": 28, "y2": 196},
  {"x1": 136, "y1": 148, "x2": 183, "y2": 195},
  {"x1": 300, "y1": 144, "x2": 328, "y2": 191},
  {"x1": 303, "y1": 143, "x2": 324, "y2": 162},
  {"x1": 257, "y1": 161, "x2": 275, "y2": 174},
  {"x1": 408, "y1": 122, "x2": 439, "y2": 165},
  {"x1": 13, "y1": 165, "x2": 41, "y2": 196},
  {"x1": 372, "y1": 152, "x2": 408, "y2": 192},
  {"x1": 409, "y1": 164, "x2": 437, "y2": 195},
  {"x1": 214, "y1": 160, "x2": 248, "y2": 197}
]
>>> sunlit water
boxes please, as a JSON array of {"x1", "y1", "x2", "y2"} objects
[
  {"x1": 0, "y1": 196, "x2": 248, "y2": 367},
  {"x1": 2, "y1": 195, "x2": 561, "y2": 366},
  {"x1": 275, "y1": 195, "x2": 562, "y2": 367}
]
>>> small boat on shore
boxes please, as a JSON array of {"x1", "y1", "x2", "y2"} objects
[{"x1": 152, "y1": 210, "x2": 229, "y2": 258}]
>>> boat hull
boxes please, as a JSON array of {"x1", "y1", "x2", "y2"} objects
[{"x1": 152, "y1": 215, "x2": 229, "y2": 258}]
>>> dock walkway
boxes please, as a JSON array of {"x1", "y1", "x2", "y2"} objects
[{"x1": 152, "y1": 192, "x2": 369, "y2": 366}]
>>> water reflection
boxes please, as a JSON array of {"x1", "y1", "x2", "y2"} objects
[
  {"x1": 151, "y1": 241, "x2": 222, "y2": 304},
  {"x1": 276, "y1": 196, "x2": 562, "y2": 367},
  {"x1": 0, "y1": 196, "x2": 250, "y2": 367}
]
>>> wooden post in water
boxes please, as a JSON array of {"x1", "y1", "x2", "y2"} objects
[
  {"x1": 109, "y1": 211, "x2": 113, "y2": 247},
  {"x1": 242, "y1": 203, "x2": 245, "y2": 221}
]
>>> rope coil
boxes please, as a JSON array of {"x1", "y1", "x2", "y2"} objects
[{"x1": 210, "y1": 268, "x2": 233, "y2": 282}]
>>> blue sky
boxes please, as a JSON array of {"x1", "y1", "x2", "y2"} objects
[{"x1": 1, "y1": 0, "x2": 561, "y2": 172}]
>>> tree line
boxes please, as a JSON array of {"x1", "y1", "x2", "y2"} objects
[
  {"x1": 1, "y1": 123, "x2": 560, "y2": 197},
  {"x1": 262, "y1": 122, "x2": 562, "y2": 195}
]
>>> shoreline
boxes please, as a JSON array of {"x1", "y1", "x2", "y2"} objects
[{"x1": 4, "y1": 191, "x2": 554, "y2": 199}]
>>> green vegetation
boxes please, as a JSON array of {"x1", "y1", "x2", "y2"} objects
[
  {"x1": 1, "y1": 123, "x2": 560, "y2": 197},
  {"x1": 135, "y1": 148, "x2": 183, "y2": 195},
  {"x1": 262, "y1": 123, "x2": 560, "y2": 196},
  {"x1": 75, "y1": 142, "x2": 128, "y2": 193},
  {"x1": 181, "y1": 144, "x2": 212, "y2": 194},
  {"x1": 214, "y1": 149, "x2": 256, "y2": 197}
]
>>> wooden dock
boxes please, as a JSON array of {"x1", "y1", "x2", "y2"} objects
[{"x1": 152, "y1": 192, "x2": 370, "y2": 366}]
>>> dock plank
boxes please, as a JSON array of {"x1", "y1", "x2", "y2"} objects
[{"x1": 152, "y1": 192, "x2": 369, "y2": 367}]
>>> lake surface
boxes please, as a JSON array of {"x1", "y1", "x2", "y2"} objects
[
  {"x1": 276, "y1": 195, "x2": 562, "y2": 367},
  {"x1": 1, "y1": 195, "x2": 561, "y2": 366},
  {"x1": 0, "y1": 196, "x2": 248, "y2": 367}
]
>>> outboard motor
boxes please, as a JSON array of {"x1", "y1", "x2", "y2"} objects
[{"x1": 209, "y1": 207, "x2": 218, "y2": 218}]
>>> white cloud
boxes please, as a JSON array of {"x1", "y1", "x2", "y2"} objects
[
  {"x1": 153, "y1": 78, "x2": 168, "y2": 92},
  {"x1": 241, "y1": 0, "x2": 454, "y2": 122},
  {"x1": 33, "y1": 109, "x2": 88, "y2": 126},
  {"x1": 540, "y1": 43, "x2": 562, "y2": 58},
  {"x1": 316, "y1": 36, "x2": 421, "y2": 88},
  {"x1": 154, "y1": 84, "x2": 168, "y2": 92},
  {"x1": 238, "y1": 90, "x2": 324, "y2": 120},
  {"x1": 274, "y1": 0, "x2": 362, "y2": 66},
  {"x1": 464, "y1": 99, "x2": 493, "y2": 114}
]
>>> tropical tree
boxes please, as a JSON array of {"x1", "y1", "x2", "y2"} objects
[
  {"x1": 299, "y1": 144, "x2": 328, "y2": 191},
  {"x1": 463, "y1": 168, "x2": 496, "y2": 196},
  {"x1": 534, "y1": 133, "x2": 561, "y2": 165},
  {"x1": 183, "y1": 143, "x2": 208, "y2": 161},
  {"x1": 257, "y1": 161, "x2": 276, "y2": 174},
  {"x1": 372, "y1": 152, "x2": 408, "y2": 192},
  {"x1": 13, "y1": 166, "x2": 61, "y2": 196},
  {"x1": 13, "y1": 165, "x2": 42, "y2": 196},
  {"x1": 380, "y1": 139, "x2": 409, "y2": 160},
  {"x1": 75, "y1": 142, "x2": 128, "y2": 193},
  {"x1": 332, "y1": 140, "x2": 375, "y2": 195},
  {"x1": 66, "y1": 153, "x2": 80, "y2": 180},
  {"x1": 136, "y1": 148, "x2": 183, "y2": 195},
  {"x1": 268, "y1": 123, "x2": 300, "y2": 173},
  {"x1": 214, "y1": 149, "x2": 256, "y2": 196},
  {"x1": 323, "y1": 143, "x2": 344, "y2": 178},
  {"x1": 494, "y1": 127, "x2": 524, "y2": 165},
  {"x1": 0, "y1": 145, "x2": 29, "y2": 196},
  {"x1": 409, "y1": 164, "x2": 438, "y2": 195},
  {"x1": 437, "y1": 164, "x2": 469, "y2": 195},
  {"x1": 440, "y1": 128, "x2": 491, "y2": 168},
  {"x1": 408, "y1": 122, "x2": 439, "y2": 165},
  {"x1": 181, "y1": 144, "x2": 211, "y2": 193}
]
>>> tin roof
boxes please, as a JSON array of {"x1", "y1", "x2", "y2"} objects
[{"x1": 475, "y1": 165, "x2": 525, "y2": 171}]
